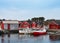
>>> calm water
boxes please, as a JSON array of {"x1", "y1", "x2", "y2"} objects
[{"x1": 0, "y1": 34, "x2": 60, "y2": 43}]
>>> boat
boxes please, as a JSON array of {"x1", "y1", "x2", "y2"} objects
[
  {"x1": 19, "y1": 21, "x2": 47, "y2": 35},
  {"x1": 32, "y1": 26, "x2": 47, "y2": 36},
  {"x1": 19, "y1": 27, "x2": 32, "y2": 34},
  {"x1": 19, "y1": 21, "x2": 31, "y2": 34},
  {"x1": 19, "y1": 27, "x2": 47, "y2": 35}
]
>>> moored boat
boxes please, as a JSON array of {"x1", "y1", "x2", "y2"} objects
[
  {"x1": 19, "y1": 21, "x2": 47, "y2": 35},
  {"x1": 19, "y1": 27, "x2": 47, "y2": 35},
  {"x1": 19, "y1": 28, "x2": 32, "y2": 34},
  {"x1": 19, "y1": 21, "x2": 32, "y2": 34},
  {"x1": 32, "y1": 26, "x2": 47, "y2": 36}
]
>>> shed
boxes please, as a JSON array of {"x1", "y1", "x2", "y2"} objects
[
  {"x1": 49, "y1": 20, "x2": 60, "y2": 29},
  {"x1": 49, "y1": 21, "x2": 58, "y2": 29},
  {"x1": 2, "y1": 20, "x2": 19, "y2": 30}
]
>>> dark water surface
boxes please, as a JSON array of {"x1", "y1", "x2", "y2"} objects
[{"x1": 0, "y1": 34, "x2": 60, "y2": 43}]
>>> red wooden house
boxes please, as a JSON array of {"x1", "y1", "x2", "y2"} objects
[
  {"x1": 49, "y1": 20, "x2": 60, "y2": 29},
  {"x1": 31, "y1": 22, "x2": 37, "y2": 29},
  {"x1": 20, "y1": 21, "x2": 30, "y2": 28}
]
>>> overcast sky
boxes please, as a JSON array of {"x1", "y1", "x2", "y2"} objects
[{"x1": 0, "y1": 0, "x2": 60, "y2": 20}]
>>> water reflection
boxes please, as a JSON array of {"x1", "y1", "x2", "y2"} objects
[
  {"x1": 1, "y1": 34, "x2": 10, "y2": 43},
  {"x1": 7, "y1": 33, "x2": 10, "y2": 43},
  {"x1": 18, "y1": 35, "x2": 50, "y2": 43},
  {"x1": 1, "y1": 34, "x2": 4, "y2": 43},
  {"x1": 0, "y1": 34, "x2": 60, "y2": 43},
  {"x1": 49, "y1": 35, "x2": 60, "y2": 41},
  {"x1": 18, "y1": 34, "x2": 34, "y2": 41}
]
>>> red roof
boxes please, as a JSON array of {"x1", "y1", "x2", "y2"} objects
[
  {"x1": 49, "y1": 21, "x2": 58, "y2": 25},
  {"x1": 20, "y1": 21, "x2": 30, "y2": 28}
]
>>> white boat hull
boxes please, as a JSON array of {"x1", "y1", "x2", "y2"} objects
[
  {"x1": 19, "y1": 28, "x2": 33, "y2": 34},
  {"x1": 19, "y1": 28, "x2": 47, "y2": 35}
]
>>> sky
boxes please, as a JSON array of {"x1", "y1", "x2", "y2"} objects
[{"x1": 0, "y1": 0, "x2": 60, "y2": 20}]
